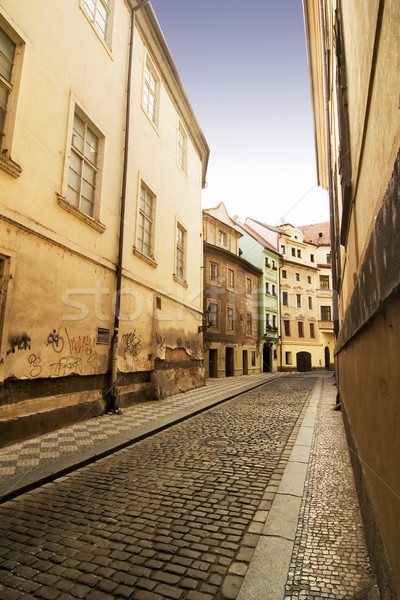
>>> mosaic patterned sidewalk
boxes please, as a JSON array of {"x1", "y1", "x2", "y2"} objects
[
  {"x1": 284, "y1": 377, "x2": 376, "y2": 599},
  {"x1": 0, "y1": 373, "x2": 277, "y2": 483}
]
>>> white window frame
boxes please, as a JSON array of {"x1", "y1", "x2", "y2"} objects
[
  {"x1": 175, "y1": 221, "x2": 187, "y2": 284},
  {"x1": 134, "y1": 181, "x2": 157, "y2": 263},
  {"x1": 226, "y1": 305, "x2": 234, "y2": 333},
  {"x1": 143, "y1": 54, "x2": 160, "y2": 128},
  {"x1": 0, "y1": 19, "x2": 24, "y2": 176},
  {"x1": 218, "y1": 229, "x2": 228, "y2": 248},
  {"x1": 209, "y1": 261, "x2": 219, "y2": 282},
  {"x1": 81, "y1": 0, "x2": 114, "y2": 47},
  {"x1": 58, "y1": 101, "x2": 105, "y2": 232},
  {"x1": 177, "y1": 121, "x2": 187, "y2": 174}
]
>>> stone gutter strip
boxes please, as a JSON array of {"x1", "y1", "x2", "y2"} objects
[{"x1": 234, "y1": 378, "x2": 321, "y2": 600}]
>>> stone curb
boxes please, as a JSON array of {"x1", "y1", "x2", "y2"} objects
[{"x1": 234, "y1": 378, "x2": 322, "y2": 600}]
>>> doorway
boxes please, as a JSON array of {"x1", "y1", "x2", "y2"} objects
[
  {"x1": 225, "y1": 347, "x2": 234, "y2": 377},
  {"x1": 263, "y1": 344, "x2": 271, "y2": 372},
  {"x1": 324, "y1": 346, "x2": 330, "y2": 370},
  {"x1": 209, "y1": 349, "x2": 218, "y2": 378},
  {"x1": 296, "y1": 351, "x2": 312, "y2": 372},
  {"x1": 243, "y1": 350, "x2": 248, "y2": 375}
]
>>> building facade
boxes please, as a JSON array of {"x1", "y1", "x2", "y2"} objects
[
  {"x1": 304, "y1": 0, "x2": 400, "y2": 596},
  {"x1": 0, "y1": 0, "x2": 209, "y2": 445},
  {"x1": 202, "y1": 204, "x2": 262, "y2": 378},
  {"x1": 235, "y1": 220, "x2": 281, "y2": 373},
  {"x1": 245, "y1": 218, "x2": 334, "y2": 371}
]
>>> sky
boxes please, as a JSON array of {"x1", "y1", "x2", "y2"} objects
[{"x1": 150, "y1": 0, "x2": 330, "y2": 227}]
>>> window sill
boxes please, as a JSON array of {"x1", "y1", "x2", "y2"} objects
[
  {"x1": 173, "y1": 274, "x2": 188, "y2": 288},
  {"x1": 57, "y1": 194, "x2": 106, "y2": 233},
  {"x1": 0, "y1": 153, "x2": 22, "y2": 178},
  {"x1": 133, "y1": 247, "x2": 158, "y2": 268}
]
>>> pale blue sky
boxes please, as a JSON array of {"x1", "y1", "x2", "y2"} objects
[{"x1": 150, "y1": 0, "x2": 329, "y2": 226}]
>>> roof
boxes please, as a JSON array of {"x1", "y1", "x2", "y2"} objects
[
  {"x1": 235, "y1": 221, "x2": 280, "y2": 255},
  {"x1": 245, "y1": 217, "x2": 283, "y2": 234},
  {"x1": 203, "y1": 203, "x2": 240, "y2": 231},
  {"x1": 298, "y1": 222, "x2": 331, "y2": 246}
]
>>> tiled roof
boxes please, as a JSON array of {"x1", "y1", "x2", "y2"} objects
[{"x1": 298, "y1": 221, "x2": 331, "y2": 245}]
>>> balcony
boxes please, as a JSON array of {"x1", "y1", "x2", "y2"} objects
[{"x1": 318, "y1": 320, "x2": 333, "y2": 330}]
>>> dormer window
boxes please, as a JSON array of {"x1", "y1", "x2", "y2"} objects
[{"x1": 218, "y1": 230, "x2": 228, "y2": 247}]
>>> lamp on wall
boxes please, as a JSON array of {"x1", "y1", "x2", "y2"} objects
[{"x1": 198, "y1": 304, "x2": 214, "y2": 333}]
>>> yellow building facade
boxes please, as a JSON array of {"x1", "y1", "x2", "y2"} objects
[
  {"x1": 0, "y1": 0, "x2": 209, "y2": 444},
  {"x1": 304, "y1": 0, "x2": 400, "y2": 595}
]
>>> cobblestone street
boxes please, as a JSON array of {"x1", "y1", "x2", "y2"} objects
[{"x1": 0, "y1": 376, "x2": 375, "y2": 599}]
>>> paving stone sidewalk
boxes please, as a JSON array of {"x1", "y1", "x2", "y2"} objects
[{"x1": 237, "y1": 376, "x2": 379, "y2": 600}]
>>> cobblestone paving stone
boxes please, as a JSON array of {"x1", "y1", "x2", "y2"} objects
[
  {"x1": 0, "y1": 375, "x2": 271, "y2": 480},
  {"x1": 284, "y1": 378, "x2": 374, "y2": 600},
  {"x1": 0, "y1": 377, "x2": 314, "y2": 600}
]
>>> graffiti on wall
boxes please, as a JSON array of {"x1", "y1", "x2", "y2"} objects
[
  {"x1": 64, "y1": 328, "x2": 96, "y2": 363},
  {"x1": 155, "y1": 333, "x2": 165, "y2": 351},
  {"x1": 46, "y1": 329, "x2": 64, "y2": 353},
  {"x1": 28, "y1": 354, "x2": 42, "y2": 378},
  {"x1": 6, "y1": 334, "x2": 31, "y2": 355},
  {"x1": 50, "y1": 356, "x2": 83, "y2": 377},
  {"x1": 122, "y1": 331, "x2": 141, "y2": 357}
]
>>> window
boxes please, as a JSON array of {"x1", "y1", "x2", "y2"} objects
[
  {"x1": 281, "y1": 245, "x2": 286, "y2": 254},
  {"x1": 319, "y1": 275, "x2": 330, "y2": 290},
  {"x1": 177, "y1": 123, "x2": 187, "y2": 173},
  {"x1": 310, "y1": 323, "x2": 315, "y2": 338},
  {"x1": 297, "y1": 249, "x2": 302, "y2": 258},
  {"x1": 251, "y1": 352, "x2": 256, "y2": 367},
  {"x1": 226, "y1": 306, "x2": 234, "y2": 332},
  {"x1": 143, "y1": 59, "x2": 159, "y2": 125},
  {"x1": 156, "y1": 296, "x2": 162, "y2": 310},
  {"x1": 266, "y1": 313, "x2": 270, "y2": 327},
  {"x1": 265, "y1": 281, "x2": 270, "y2": 295},
  {"x1": 321, "y1": 305, "x2": 332, "y2": 321},
  {"x1": 307, "y1": 275, "x2": 312, "y2": 284},
  {"x1": 284, "y1": 320, "x2": 290, "y2": 336},
  {"x1": 175, "y1": 223, "x2": 186, "y2": 281},
  {"x1": 272, "y1": 314, "x2": 276, "y2": 328},
  {"x1": 282, "y1": 291, "x2": 288, "y2": 306},
  {"x1": 272, "y1": 284, "x2": 276, "y2": 296},
  {"x1": 246, "y1": 313, "x2": 252, "y2": 335},
  {"x1": 227, "y1": 268, "x2": 234, "y2": 289},
  {"x1": 298, "y1": 321, "x2": 304, "y2": 337},
  {"x1": 265, "y1": 257, "x2": 270, "y2": 268},
  {"x1": 296, "y1": 294, "x2": 301, "y2": 308},
  {"x1": 291, "y1": 248, "x2": 296, "y2": 257},
  {"x1": 295, "y1": 272, "x2": 300, "y2": 281},
  {"x1": 308, "y1": 296, "x2": 313, "y2": 309},
  {"x1": 282, "y1": 269, "x2": 287, "y2": 279},
  {"x1": 219, "y1": 230, "x2": 228, "y2": 247},
  {"x1": 246, "y1": 277, "x2": 252, "y2": 295},
  {"x1": 67, "y1": 112, "x2": 99, "y2": 218},
  {"x1": 272, "y1": 260, "x2": 276, "y2": 269},
  {"x1": 83, "y1": 0, "x2": 111, "y2": 43},
  {"x1": 136, "y1": 183, "x2": 155, "y2": 257},
  {"x1": 285, "y1": 351, "x2": 292, "y2": 365},
  {"x1": 210, "y1": 262, "x2": 218, "y2": 281},
  {"x1": 0, "y1": 26, "x2": 16, "y2": 152},
  {"x1": 207, "y1": 302, "x2": 218, "y2": 329},
  {"x1": 310, "y1": 254, "x2": 315, "y2": 263},
  {"x1": 327, "y1": 253, "x2": 331, "y2": 264}
]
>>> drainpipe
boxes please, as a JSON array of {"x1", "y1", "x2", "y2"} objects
[
  {"x1": 319, "y1": 0, "x2": 339, "y2": 339},
  {"x1": 109, "y1": 0, "x2": 150, "y2": 411}
]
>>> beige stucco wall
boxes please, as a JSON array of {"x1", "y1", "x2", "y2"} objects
[{"x1": 0, "y1": 0, "x2": 208, "y2": 409}]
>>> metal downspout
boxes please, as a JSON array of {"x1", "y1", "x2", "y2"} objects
[{"x1": 109, "y1": 0, "x2": 150, "y2": 411}]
